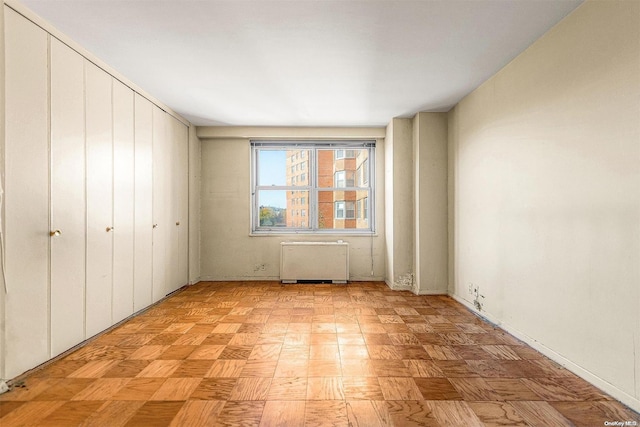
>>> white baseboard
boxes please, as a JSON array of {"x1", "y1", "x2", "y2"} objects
[{"x1": 450, "y1": 293, "x2": 640, "y2": 414}]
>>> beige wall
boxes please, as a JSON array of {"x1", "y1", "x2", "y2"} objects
[
  {"x1": 413, "y1": 113, "x2": 448, "y2": 294},
  {"x1": 0, "y1": 0, "x2": 6, "y2": 380},
  {"x1": 188, "y1": 124, "x2": 201, "y2": 284},
  {"x1": 384, "y1": 118, "x2": 414, "y2": 289},
  {"x1": 448, "y1": 0, "x2": 640, "y2": 411},
  {"x1": 199, "y1": 128, "x2": 386, "y2": 281}
]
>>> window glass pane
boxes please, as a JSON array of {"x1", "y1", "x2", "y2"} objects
[
  {"x1": 257, "y1": 149, "x2": 310, "y2": 187},
  {"x1": 318, "y1": 190, "x2": 369, "y2": 229},
  {"x1": 257, "y1": 189, "x2": 310, "y2": 229},
  {"x1": 286, "y1": 149, "x2": 311, "y2": 186},
  {"x1": 319, "y1": 149, "x2": 369, "y2": 188},
  {"x1": 253, "y1": 142, "x2": 373, "y2": 233}
]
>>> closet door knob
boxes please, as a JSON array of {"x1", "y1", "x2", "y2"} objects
[
  {"x1": 50, "y1": 229, "x2": 62, "y2": 237},
  {"x1": 153, "y1": 224, "x2": 158, "y2": 229},
  {"x1": 176, "y1": 221, "x2": 180, "y2": 226},
  {"x1": 106, "y1": 226, "x2": 114, "y2": 232}
]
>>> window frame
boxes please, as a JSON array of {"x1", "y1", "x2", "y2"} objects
[{"x1": 251, "y1": 140, "x2": 375, "y2": 234}]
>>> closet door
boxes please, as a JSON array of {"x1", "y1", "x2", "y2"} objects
[
  {"x1": 152, "y1": 107, "x2": 169, "y2": 302},
  {"x1": 112, "y1": 81, "x2": 135, "y2": 323},
  {"x1": 3, "y1": 8, "x2": 49, "y2": 377},
  {"x1": 172, "y1": 118, "x2": 189, "y2": 292},
  {"x1": 50, "y1": 37, "x2": 86, "y2": 356},
  {"x1": 85, "y1": 63, "x2": 114, "y2": 337},
  {"x1": 134, "y1": 95, "x2": 154, "y2": 311}
]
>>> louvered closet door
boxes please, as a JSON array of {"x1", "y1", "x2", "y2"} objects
[
  {"x1": 3, "y1": 7, "x2": 50, "y2": 377},
  {"x1": 134, "y1": 95, "x2": 154, "y2": 311},
  {"x1": 85, "y1": 63, "x2": 114, "y2": 338},
  {"x1": 112, "y1": 81, "x2": 135, "y2": 323},
  {"x1": 50, "y1": 37, "x2": 87, "y2": 356}
]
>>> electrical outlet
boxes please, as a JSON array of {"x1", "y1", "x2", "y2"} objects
[{"x1": 468, "y1": 283, "x2": 473, "y2": 295}]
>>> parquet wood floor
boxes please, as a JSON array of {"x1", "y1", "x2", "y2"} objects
[{"x1": 1, "y1": 281, "x2": 638, "y2": 426}]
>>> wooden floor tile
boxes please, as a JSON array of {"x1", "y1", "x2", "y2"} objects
[
  {"x1": 484, "y1": 378, "x2": 542, "y2": 401},
  {"x1": 187, "y1": 345, "x2": 226, "y2": 360},
  {"x1": 305, "y1": 401, "x2": 348, "y2": 427},
  {"x1": 229, "y1": 377, "x2": 272, "y2": 400},
  {"x1": 308, "y1": 359, "x2": 342, "y2": 377},
  {"x1": 214, "y1": 401, "x2": 265, "y2": 427},
  {"x1": 427, "y1": 400, "x2": 483, "y2": 427},
  {"x1": 70, "y1": 378, "x2": 131, "y2": 401},
  {"x1": 468, "y1": 401, "x2": 529, "y2": 426},
  {"x1": 510, "y1": 401, "x2": 574, "y2": 427},
  {"x1": 551, "y1": 401, "x2": 640, "y2": 427},
  {"x1": 202, "y1": 360, "x2": 244, "y2": 379},
  {"x1": 0, "y1": 401, "x2": 65, "y2": 425},
  {"x1": 449, "y1": 377, "x2": 502, "y2": 401},
  {"x1": 268, "y1": 377, "x2": 308, "y2": 400},
  {"x1": 78, "y1": 400, "x2": 144, "y2": 427},
  {"x1": 306, "y1": 377, "x2": 345, "y2": 400},
  {"x1": 168, "y1": 400, "x2": 225, "y2": 427},
  {"x1": 259, "y1": 401, "x2": 305, "y2": 427},
  {"x1": 39, "y1": 401, "x2": 105, "y2": 426},
  {"x1": 378, "y1": 377, "x2": 422, "y2": 400},
  {"x1": 386, "y1": 400, "x2": 440, "y2": 427},
  {"x1": 218, "y1": 345, "x2": 254, "y2": 360},
  {"x1": 521, "y1": 378, "x2": 581, "y2": 401},
  {"x1": 0, "y1": 401, "x2": 25, "y2": 419},
  {"x1": 169, "y1": 360, "x2": 214, "y2": 377},
  {"x1": 149, "y1": 377, "x2": 202, "y2": 400},
  {"x1": 135, "y1": 359, "x2": 182, "y2": 377},
  {"x1": 345, "y1": 401, "x2": 391, "y2": 427},
  {"x1": 189, "y1": 378, "x2": 237, "y2": 400},
  {"x1": 111, "y1": 378, "x2": 166, "y2": 400},
  {"x1": 343, "y1": 377, "x2": 384, "y2": 400},
  {"x1": 414, "y1": 378, "x2": 463, "y2": 400},
  {"x1": 274, "y1": 360, "x2": 308, "y2": 377},
  {"x1": 1, "y1": 281, "x2": 634, "y2": 427},
  {"x1": 124, "y1": 401, "x2": 186, "y2": 427},
  {"x1": 67, "y1": 361, "x2": 121, "y2": 378}
]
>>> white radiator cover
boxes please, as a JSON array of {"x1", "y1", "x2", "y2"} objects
[{"x1": 280, "y1": 241, "x2": 349, "y2": 283}]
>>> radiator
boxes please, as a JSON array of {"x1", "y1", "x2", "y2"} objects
[{"x1": 280, "y1": 241, "x2": 349, "y2": 283}]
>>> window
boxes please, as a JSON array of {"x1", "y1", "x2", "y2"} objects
[
  {"x1": 335, "y1": 201, "x2": 356, "y2": 219},
  {"x1": 252, "y1": 141, "x2": 374, "y2": 233},
  {"x1": 335, "y1": 149, "x2": 355, "y2": 159},
  {"x1": 334, "y1": 171, "x2": 355, "y2": 188}
]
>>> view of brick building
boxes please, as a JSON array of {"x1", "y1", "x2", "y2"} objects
[{"x1": 286, "y1": 148, "x2": 369, "y2": 229}]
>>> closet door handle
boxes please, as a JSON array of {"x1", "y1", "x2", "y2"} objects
[
  {"x1": 176, "y1": 221, "x2": 180, "y2": 226},
  {"x1": 50, "y1": 229, "x2": 62, "y2": 237},
  {"x1": 153, "y1": 224, "x2": 158, "y2": 229},
  {"x1": 106, "y1": 226, "x2": 114, "y2": 232}
]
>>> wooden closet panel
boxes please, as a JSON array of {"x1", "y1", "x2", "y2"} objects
[
  {"x1": 112, "y1": 81, "x2": 135, "y2": 323},
  {"x1": 3, "y1": 7, "x2": 50, "y2": 377},
  {"x1": 152, "y1": 107, "x2": 169, "y2": 302},
  {"x1": 133, "y1": 95, "x2": 154, "y2": 311},
  {"x1": 173, "y1": 118, "x2": 189, "y2": 292},
  {"x1": 85, "y1": 63, "x2": 114, "y2": 338},
  {"x1": 50, "y1": 37, "x2": 87, "y2": 356}
]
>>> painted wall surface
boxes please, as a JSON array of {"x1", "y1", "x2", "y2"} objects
[
  {"x1": 413, "y1": 113, "x2": 448, "y2": 294},
  {"x1": 384, "y1": 118, "x2": 414, "y2": 290},
  {"x1": 188, "y1": 124, "x2": 201, "y2": 284},
  {"x1": 0, "y1": 0, "x2": 5, "y2": 380},
  {"x1": 200, "y1": 134, "x2": 386, "y2": 281},
  {"x1": 449, "y1": 0, "x2": 640, "y2": 411}
]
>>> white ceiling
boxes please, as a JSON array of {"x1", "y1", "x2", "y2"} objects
[{"x1": 20, "y1": 0, "x2": 583, "y2": 127}]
